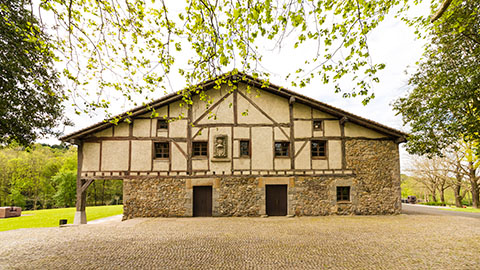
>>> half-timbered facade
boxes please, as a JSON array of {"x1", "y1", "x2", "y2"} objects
[{"x1": 61, "y1": 73, "x2": 406, "y2": 224}]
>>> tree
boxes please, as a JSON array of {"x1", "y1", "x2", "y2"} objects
[
  {"x1": 52, "y1": 171, "x2": 76, "y2": 208},
  {"x1": 409, "y1": 156, "x2": 450, "y2": 204},
  {"x1": 31, "y1": 0, "x2": 455, "y2": 121},
  {"x1": 0, "y1": 0, "x2": 66, "y2": 146},
  {"x1": 394, "y1": 0, "x2": 480, "y2": 156}
]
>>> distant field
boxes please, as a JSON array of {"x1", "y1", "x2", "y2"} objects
[
  {"x1": 440, "y1": 207, "x2": 480, "y2": 213},
  {"x1": 0, "y1": 205, "x2": 123, "y2": 232}
]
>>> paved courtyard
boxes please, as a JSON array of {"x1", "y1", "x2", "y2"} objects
[{"x1": 1, "y1": 214, "x2": 480, "y2": 269}]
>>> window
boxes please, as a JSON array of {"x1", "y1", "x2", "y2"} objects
[
  {"x1": 313, "y1": 120, "x2": 323, "y2": 130},
  {"x1": 337, "y1": 186, "x2": 350, "y2": 201},
  {"x1": 274, "y1": 142, "x2": 290, "y2": 157},
  {"x1": 240, "y1": 140, "x2": 250, "y2": 157},
  {"x1": 157, "y1": 119, "x2": 168, "y2": 130},
  {"x1": 311, "y1": 140, "x2": 327, "y2": 157},
  {"x1": 154, "y1": 142, "x2": 169, "y2": 158},
  {"x1": 193, "y1": 142, "x2": 208, "y2": 157}
]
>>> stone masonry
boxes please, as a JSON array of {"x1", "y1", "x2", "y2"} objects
[{"x1": 122, "y1": 139, "x2": 401, "y2": 218}]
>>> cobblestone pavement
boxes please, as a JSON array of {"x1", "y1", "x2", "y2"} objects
[{"x1": 1, "y1": 215, "x2": 480, "y2": 269}]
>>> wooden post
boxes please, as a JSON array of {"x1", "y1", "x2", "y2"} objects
[{"x1": 74, "y1": 142, "x2": 87, "y2": 225}]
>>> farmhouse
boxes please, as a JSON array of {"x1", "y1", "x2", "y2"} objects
[{"x1": 61, "y1": 73, "x2": 406, "y2": 224}]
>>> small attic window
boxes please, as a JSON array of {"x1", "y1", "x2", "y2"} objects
[
  {"x1": 313, "y1": 120, "x2": 323, "y2": 130},
  {"x1": 157, "y1": 119, "x2": 168, "y2": 130}
]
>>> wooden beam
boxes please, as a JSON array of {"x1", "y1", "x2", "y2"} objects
[
  {"x1": 237, "y1": 90, "x2": 278, "y2": 125},
  {"x1": 192, "y1": 92, "x2": 232, "y2": 125},
  {"x1": 81, "y1": 179, "x2": 94, "y2": 193}
]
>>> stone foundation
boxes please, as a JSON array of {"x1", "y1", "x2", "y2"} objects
[
  {"x1": 123, "y1": 177, "x2": 188, "y2": 219},
  {"x1": 122, "y1": 140, "x2": 401, "y2": 219}
]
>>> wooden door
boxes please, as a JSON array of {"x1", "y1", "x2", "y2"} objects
[
  {"x1": 193, "y1": 186, "x2": 212, "y2": 217},
  {"x1": 266, "y1": 185, "x2": 287, "y2": 216}
]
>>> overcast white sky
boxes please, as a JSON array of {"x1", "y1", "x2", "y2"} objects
[{"x1": 40, "y1": 2, "x2": 431, "y2": 172}]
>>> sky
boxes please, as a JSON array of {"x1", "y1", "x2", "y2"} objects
[{"x1": 39, "y1": 2, "x2": 431, "y2": 172}]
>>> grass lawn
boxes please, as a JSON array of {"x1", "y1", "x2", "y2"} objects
[
  {"x1": 0, "y1": 205, "x2": 123, "y2": 232},
  {"x1": 440, "y1": 206, "x2": 480, "y2": 213}
]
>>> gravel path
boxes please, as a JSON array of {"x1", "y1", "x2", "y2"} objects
[
  {"x1": 402, "y1": 203, "x2": 480, "y2": 219},
  {"x1": 1, "y1": 215, "x2": 479, "y2": 269}
]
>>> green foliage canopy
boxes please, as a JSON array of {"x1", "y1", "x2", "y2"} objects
[
  {"x1": 39, "y1": 0, "x2": 431, "y2": 118},
  {"x1": 0, "y1": 0, "x2": 65, "y2": 146},
  {"x1": 394, "y1": 0, "x2": 480, "y2": 156}
]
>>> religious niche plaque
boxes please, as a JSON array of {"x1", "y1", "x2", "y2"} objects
[{"x1": 213, "y1": 134, "x2": 228, "y2": 159}]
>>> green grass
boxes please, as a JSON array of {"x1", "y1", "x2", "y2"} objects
[
  {"x1": 439, "y1": 206, "x2": 480, "y2": 213},
  {"x1": 0, "y1": 205, "x2": 123, "y2": 232}
]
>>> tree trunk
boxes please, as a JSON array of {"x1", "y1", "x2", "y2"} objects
[
  {"x1": 102, "y1": 180, "x2": 105, "y2": 205},
  {"x1": 93, "y1": 181, "x2": 97, "y2": 206},
  {"x1": 431, "y1": 189, "x2": 438, "y2": 202},
  {"x1": 468, "y1": 162, "x2": 479, "y2": 209},
  {"x1": 471, "y1": 181, "x2": 479, "y2": 208},
  {"x1": 453, "y1": 184, "x2": 463, "y2": 208},
  {"x1": 440, "y1": 189, "x2": 446, "y2": 205}
]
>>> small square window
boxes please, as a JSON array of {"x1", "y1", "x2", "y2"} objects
[
  {"x1": 240, "y1": 140, "x2": 250, "y2": 157},
  {"x1": 157, "y1": 119, "x2": 168, "y2": 130},
  {"x1": 313, "y1": 120, "x2": 323, "y2": 130},
  {"x1": 311, "y1": 140, "x2": 327, "y2": 157},
  {"x1": 193, "y1": 142, "x2": 208, "y2": 157},
  {"x1": 154, "y1": 142, "x2": 169, "y2": 158},
  {"x1": 337, "y1": 186, "x2": 350, "y2": 201},
  {"x1": 274, "y1": 142, "x2": 289, "y2": 157}
]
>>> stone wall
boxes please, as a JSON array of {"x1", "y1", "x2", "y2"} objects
[
  {"x1": 292, "y1": 176, "x2": 356, "y2": 216},
  {"x1": 123, "y1": 178, "x2": 188, "y2": 219},
  {"x1": 345, "y1": 139, "x2": 402, "y2": 215},
  {"x1": 216, "y1": 177, "x2": 260, "y2": 216},
  {"x1": 121, "y1": 139, "x2": 401, "y2": 219}
]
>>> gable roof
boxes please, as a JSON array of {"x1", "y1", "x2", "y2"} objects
[{"x1": 60, "y1": 72, "x2": 408, "y2": 142}]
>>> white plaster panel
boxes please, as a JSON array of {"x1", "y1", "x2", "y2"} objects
[
  {"x1": 274, "y1": 158, "x2": 291, "y2": 170},
  {"x1": 293, "y1": 103, "x2": 311, "y2": 119},
  {"x1": 238, "y1": 83, "x2": 289, "y2": 124},
  {"x1": 171, "y1": 142, "x2": 187, "y2": 171},
  {"x1": 274, "y1": 127, "x2": 290, "y2": 140},
  {"x1": 150, "y1": 119, "x2": 157, "y2": 137},
  {"x1": 328, "y1": 140, "x2": 342, "y2": 169},
  {"x1": 313, "y1": 109, "x2": 334, "y2": 118},
  {"x1": 193, "y1": 159, "x2": 208, "y2": 171},
  {"x1": 153, "y1": 160, "x2": 169, "y2": 171},
  {"x1": 313, "y1": 130, "x2": 324, "y2": 137},
  {"x1": 233, "y1": 140, "x2": 240, "y2": 158},
  {"x1": 169, "y1": 119, "x2": 188, "y2": 138},
  {"x1": 155, "y1": 105, "x2": 168, "y2": 118},
  {"x1": 130, "y1": 141, "x2": 152, "y2": 171},
  {"x1": 294, "y1": 120, "x2": 312, "y2": 138},
  {"x1": 312, "y1": 159, "x2": 328, "y2": 170},
  {"x1": 93, "y1": 127, "x2": 113, "y2": 137},
  {"x1": 234, "y1": 158, "x2": 250, "y2": 170},
  {"x1": 209, "y1": 126, "x2": 232, "y2": 174},
  {"x1": 192, "y1": 127, "x2": 208, "y2": 140},
  {"x1": 252, "y1": 127, "x2": 273, "y2": 170},
  {"x1": 169, "y1": 101, "x2": 187, "y2": 118},
  {"x1": 101, "y1": 141, "x2": 129, "y2": 171},
  {"x1": 133, "y1": 119, "x2": 151, "y2": 137},
  {"x1": 114, "y1": 123, "x2": 129, "y2": 137},
  {"x1": 324, "y1": 120, "x2": 341, "y2": 137},
  {"x1": 294, "y1": 141, "x2": 310, "y2": 170},
  {"x1": 344, "y1": 122, "x2": 388, "y2": 138},
  {"x1": 237, "y1": 91, "x2": 272, "y2": 124},
  {"x1": 82, "y1": 142, "x2": 100, "y2": 171},
  {"x1": 157, "y1": 130, "x2": 168, "y2": 138},
  {"x1": 234, "y1": 127, "x2": 250, "y2": 139},
  {"x1": 197, "y1": 89, "x2": 234, "y2": 124}
]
